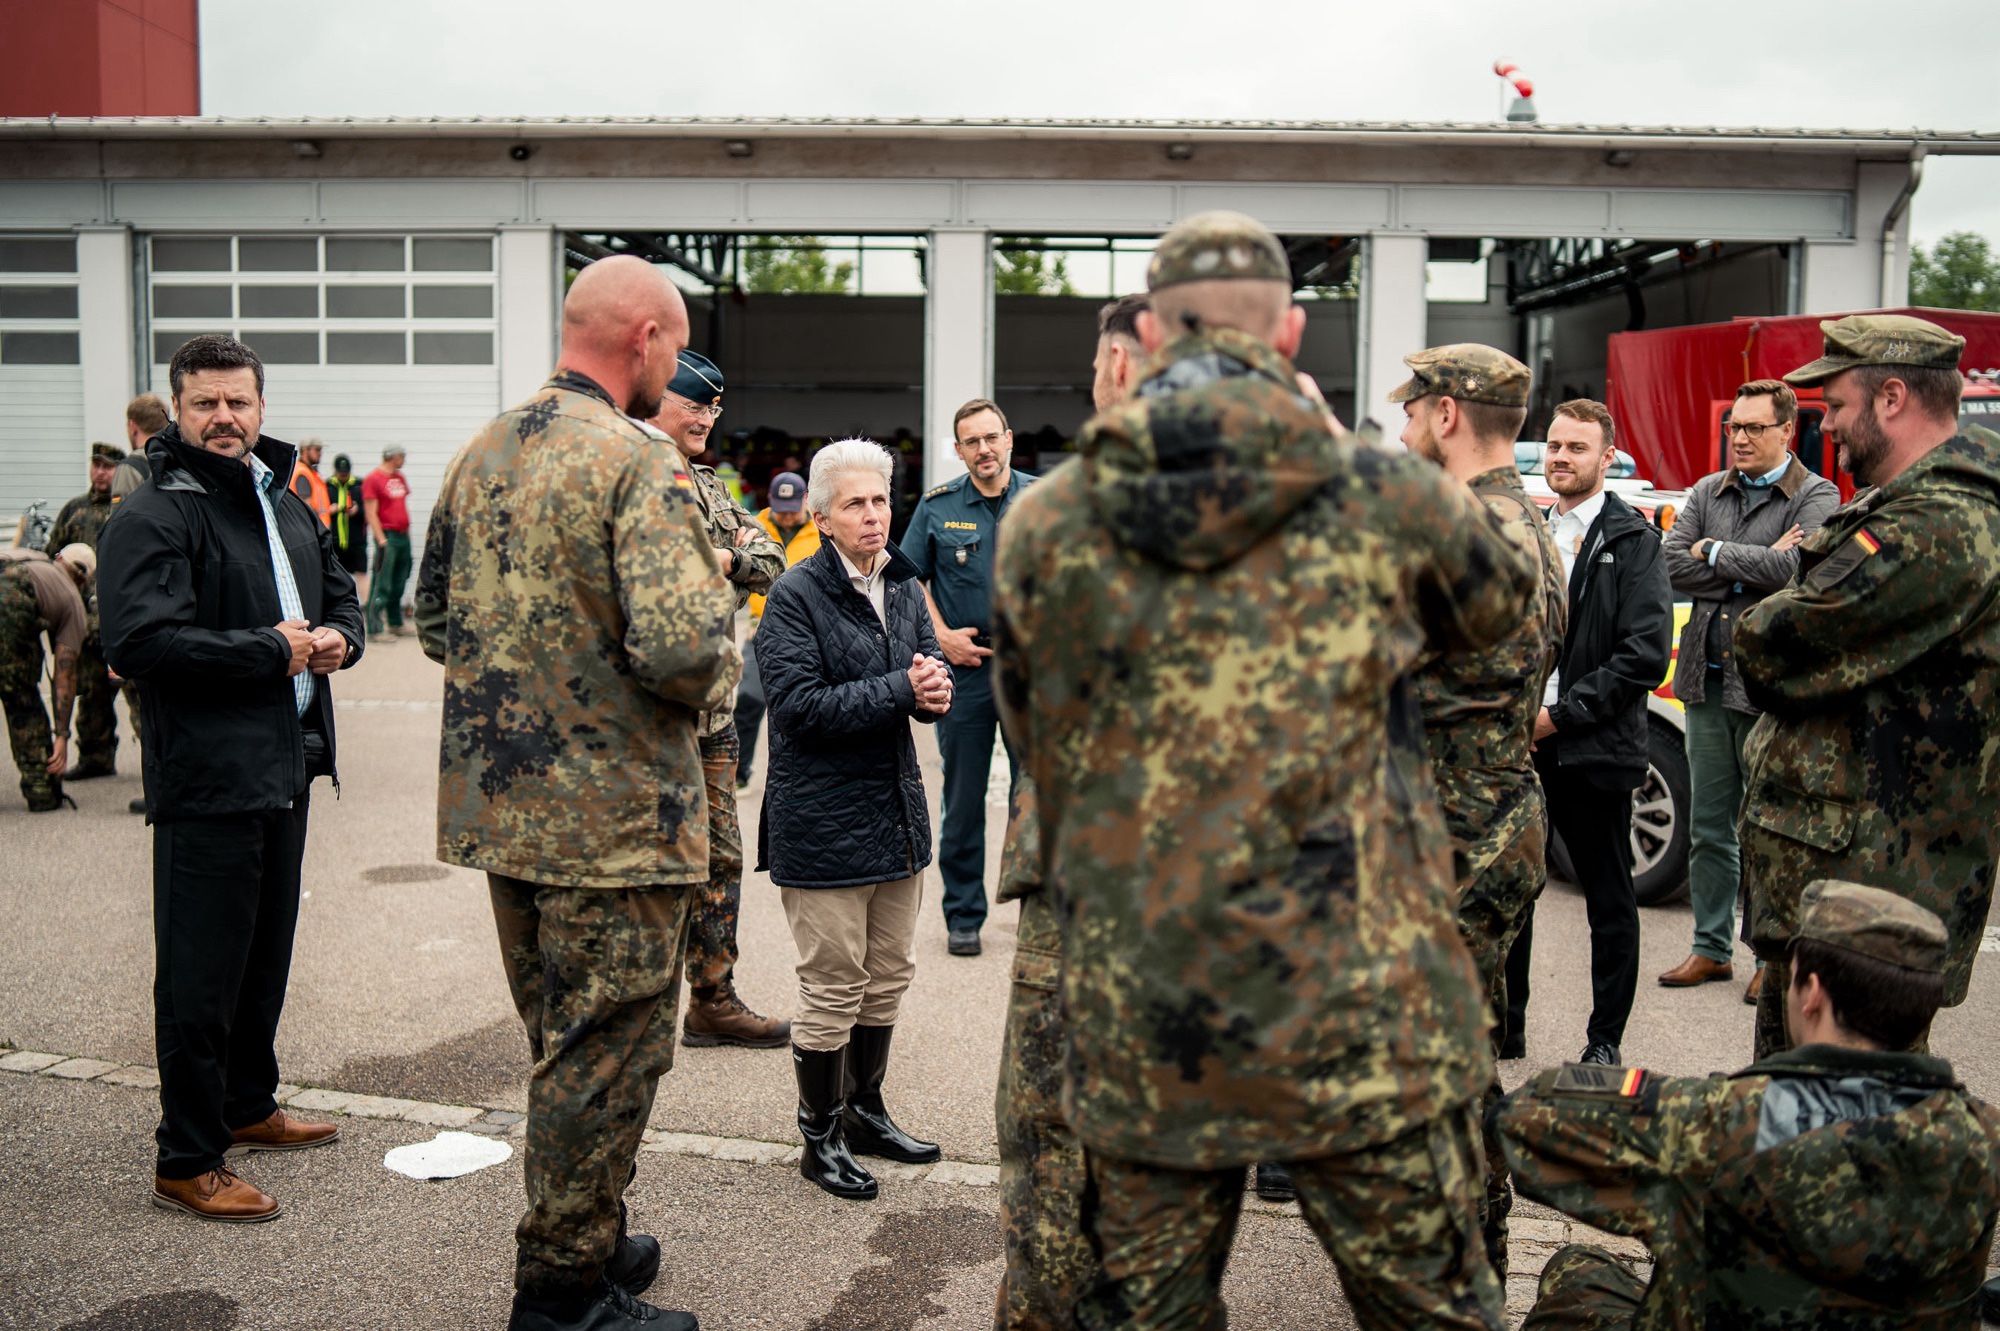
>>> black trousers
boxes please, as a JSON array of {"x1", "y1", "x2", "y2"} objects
[
  {"x1": 1505, "y1": 751, "x2": 1640, "y2": 1051},
  {"x1": 733, "y1": 638, "x2": 764, "y2": 779},
  {"x1": 153, "y1": 795, "x2": 310, "y2": 1179}
]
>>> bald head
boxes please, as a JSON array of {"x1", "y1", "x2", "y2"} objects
[{"x1": 558, "y1": 256, "x2": 690, "y2": 417}]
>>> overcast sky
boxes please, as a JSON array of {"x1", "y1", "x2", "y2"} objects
[{"x1": 202, "y1": 0, "x2": 1997, "y2": 247}]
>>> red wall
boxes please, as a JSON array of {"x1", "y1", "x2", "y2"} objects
[{"x1": 0, "y1": 0, "x2": 199, "y2": 115}]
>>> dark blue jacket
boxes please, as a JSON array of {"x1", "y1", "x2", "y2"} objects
[{"x1": 755, "y1": 541, "x2": 945, "y2": 889}]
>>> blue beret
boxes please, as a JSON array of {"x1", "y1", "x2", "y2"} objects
[{"x1": 668, "y1": 350, "x2": 724, "y2": 406}]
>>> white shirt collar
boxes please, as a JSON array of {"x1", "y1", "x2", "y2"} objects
[{"x1": 1554, "y1": 488, "x2": 1608, "y2": 531}]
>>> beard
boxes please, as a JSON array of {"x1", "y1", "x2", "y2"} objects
[
  {"x1": 627, "y1": 388, "x2": 664, "y2": 420},
  {"x1": 1835, "y1": 405, "x2": 1891, "y2": 486}
]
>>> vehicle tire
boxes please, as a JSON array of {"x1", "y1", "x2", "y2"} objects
[{"x1": 1630, "y1": 717, "x2": 1691, "y2": 907}]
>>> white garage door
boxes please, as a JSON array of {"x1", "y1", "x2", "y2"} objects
[
  {"x1": 144, "y1": 232, "x2": 503, "y2": 571},
  {"x1": 0, "y1": 236, "x2": 87, "y2": 537}
]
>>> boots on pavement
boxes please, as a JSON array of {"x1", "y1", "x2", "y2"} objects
[
  {"x1": 793, "y1": 1044, "x2": 876, "y2": 1201},
  {"x1": 151, "y1": 1165, "x2": 281, "y2": 1223},
  {"x1": 1657, "y1": 954, "x2": 1734, "y2": 987},
  {"x1": 507, "y1": 1279, "x2": 696, "y2": 1331},
  {"x1": 841, "y1": 1024, "x2": 940, "y2": 1164},
  {"x1": 682, "y1": 980, "x2": 790, "y2": 1049}
]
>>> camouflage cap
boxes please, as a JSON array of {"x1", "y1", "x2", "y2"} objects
[
  {"x1": 1146, "y1": 211, "x2": 1290, "y2": 291},
  {"x1": 1796, "y1": 880, "x2": 1947, "y2": 973},
  {"x1": 1387, "y1": 344, "x2": 1533, "y2": 408},
  {"x1": 1783, "y1": 314, "x2": 1965, "y2": 388},
  {"x1": 89, "y1": 441, "x2": 126, "y2": 464}
]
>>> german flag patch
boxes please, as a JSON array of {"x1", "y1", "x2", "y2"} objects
[
  {"x1": 1853, "y1": 528, "x2": 1882, "y2": 556},
  {"x1": 1551, "y1": 1062, "x2": 1649, "y2": 1099},
  {"x1": 1805, "y1": 526, "x2": 1882, "y2": 591}
]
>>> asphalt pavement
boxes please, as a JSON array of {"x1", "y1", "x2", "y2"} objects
[{"x1": 2, "y1": 637, "x2": 1996, "y2": 1329}]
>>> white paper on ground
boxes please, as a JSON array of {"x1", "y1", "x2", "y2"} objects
[{"x1": 383, "y1": 1131, "x2": 513, "y2": 1180}]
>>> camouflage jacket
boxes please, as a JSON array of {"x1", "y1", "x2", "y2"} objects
[
  {"x1": 687, "y1": 457, "x2": 783, "y2": 737},
  {"x1": 1737, "y1": 430, "x2": 2000, "y2": 1003},
  {"x1": 415, "y1": 372, "x2": 741, "y2": 889},
  {"x1": 48, "y1": 490, "x2": 115, "y2": 632},
  {"x1": 1413, "y1": 465, "x2": 1565, "y2": 886},
  {"x1": 1497, "y1": 1046, "x2": 2000, "y2": 1329},
  {"x1": 992, "y1": 328, "x2": 1540, "y2": 1168}
]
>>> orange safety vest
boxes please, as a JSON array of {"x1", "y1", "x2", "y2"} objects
[{"x1": 291, "y1": 462, "x2": 332, "y2": 527}]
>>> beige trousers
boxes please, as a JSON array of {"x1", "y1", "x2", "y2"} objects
[{"x1": 781, "y1": 874, "x2": 922, "y2": 1051}]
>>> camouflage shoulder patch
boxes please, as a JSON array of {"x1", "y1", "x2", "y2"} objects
[
  {"x1": 1550, "y1": 1062, "x2": 1652, "y2": 1099},
  {"x1": 1804, "y1": 526, "x2": 1881, "y2": 591}
]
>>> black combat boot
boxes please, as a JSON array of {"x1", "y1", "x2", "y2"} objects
[
  {"x1": 506, "y1": 1278, "x2": 696, "y2": 1330},
  {"x1": 1252, "y1": 1162, "x2": 1296, "y2": 1203},
  {"x1": 842, "y1": 1024, "x2": 941, "y2": 1164},
  {"x1": 604, "y1": 1194, "x2": 659, "y2": 1296},
  {"x1": 793, "y1": 1044, "x2": 877, "y2": 1201}
]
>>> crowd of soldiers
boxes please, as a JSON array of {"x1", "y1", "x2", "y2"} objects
[{"x1": 8, "y1": 205, "x2": 1999, "y2": 1330}]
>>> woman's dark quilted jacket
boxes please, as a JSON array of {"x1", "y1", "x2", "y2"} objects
[{"x1": 754, "y1": 541, "x2": 947, "y2": 889}]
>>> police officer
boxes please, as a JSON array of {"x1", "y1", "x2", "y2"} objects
[
  {"x1": 1736, "y1": 314, "x2": 2000, "y2": 1059},
  {"x1": 47, "y1": 441, "x2": 127, "y2": 779},
  {"x1": 994, "y1": 211, "x2": 1536, "y2": 1330},
  {"x1": 906, "y1": 397, "x2": 1036, "y2": 955},
  {"x1": 1395, "y1": 344, "x2": 1567, "y2": 1281},
  {"x1": 1497, "y1": 881, "x2": 2000, "y2": 1329},
  {"x1": 646, "y1": 350, "x2": 790, "y2": 1050}
]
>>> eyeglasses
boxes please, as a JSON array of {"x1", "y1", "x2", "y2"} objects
[
  {"x1": 956, "y1": 431, "x2": 1006, "y2": 451},
  {"x1": 672, "y1": 394, "x2": 723, "y2": 421},
  {"x1": 1726, "y1": 421, "x2": 1783, "y2": 439}
]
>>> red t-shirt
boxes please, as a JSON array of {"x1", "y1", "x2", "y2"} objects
[{"x1": 362, "y1": 467, "x2": 411, "y2": 533}]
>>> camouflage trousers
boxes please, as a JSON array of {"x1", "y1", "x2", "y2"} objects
[
  {"x1": 0, "y1": 574, "x2": 55, "y2": 805},
  {"x1": 685, "y1": 725, "x2": 743, "y2": 993},
  {"x1": 488, "y1": 874, "x2": 691, "y2": 1295},
  {"x1": 73, "y1": 631, "x2": 119, "y2": 770},
  {"x1": 1519, "y1": 1243, "x2": 1644, "y2": 1330},
  {"x1": 1079, "y1": 1108, "x2": 1505, "y2": 1331},
  {"x1": 1454, "y1": 819, "x2": 1548, "y2": 1283},
  {"x1": 995, "y1": 892, "x2": 1097, "y2": 1330}
]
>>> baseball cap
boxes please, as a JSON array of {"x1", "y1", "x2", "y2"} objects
[
  {"x1": 55, "y1": 543, "x2": 96, "y2": 582},
  {"x1": 768, "y1": 471, "x2": 806, "y2": 513},
  {"x1": 1795, "y1": 880, "x2": 1947, "y2": 973},
  {"x1": 1146, "y1": 211, "x2": 1290, "y2": 292},
  {"x1": 1784, "y1": 314, "x2": 1965, "y2": 388},
  {"x1": 1387, "y1": 344, "x2": 1533, "y2": 408}
]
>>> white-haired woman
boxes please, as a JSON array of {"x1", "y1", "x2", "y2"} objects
[{"x1": 753, "y1": 438, "x2": 953, "y2": 1201}]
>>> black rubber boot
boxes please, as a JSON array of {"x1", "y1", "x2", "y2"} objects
[
  {"x1": 842, "y1": 1024, "x2": 941, "y2": 1164},
  {"x1": 794, "y1": 1044, "x2": 876, "y2": 1201}
]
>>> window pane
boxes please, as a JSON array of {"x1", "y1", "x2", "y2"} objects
[
  {"x1": 152, "y1": 331, "x2": 185, "y2": 363},
  {"x1": 238, "y1": 285, "x2": 318, "y2": 318},
  {"x1": 0, "y1": 285, "x2": 79, "y2": 318},
  {"x1": 243, "y1": 331, "x2": 319, "y2": 364},
  {"x1": 2, "y1": 331, "x2": 81, "y2": 364},
  {"x1": 327, "y1": 285, "x2": 405, "y2": 318},
  {"x1": 412, "y1": 285, "x2": 492, "y2": 318},
  {"x1": 151, "y1": 237, "x2": 232, "y2": 271},
  {"x1": 413, "y1": 237, "x2": 491, "y2": 271},
  {"x1": 238, "y1": 237, "x2": 319, "y2": 272},
  {"x1": 153, "y1": 285, "x2": 233, "y2": 318},
  {"x1": 414, "y1": 331, "x2": 493, "y2": 364},
  {"x1": 327, "y1": 331, "x2": 406, "y2": 364},
  {"x1": 0, "y1": 238, "x2": 78, "y2": 273},
  {"x1": 325, "y1": 237, "x2": 406, "y2": 271}
]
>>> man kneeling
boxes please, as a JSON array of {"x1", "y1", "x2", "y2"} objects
[{"x1": 1496, "y1": 880, "x2": 2000, "y2": 1329}]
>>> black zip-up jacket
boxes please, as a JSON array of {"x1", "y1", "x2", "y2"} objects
[
  {"x1": 754, "y1": 540, "x2": 945, "y2": 889},
  {"x1": 1545, "y1": 490, "x2": 1673, "y2": 790},
  {"x1": 98, "y1": 426, "x2": 365, "y2": 821}
]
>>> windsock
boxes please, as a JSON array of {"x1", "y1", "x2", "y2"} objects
[{"x1": 1493, "y1": 60, "x2": 1534, "y2": 100}]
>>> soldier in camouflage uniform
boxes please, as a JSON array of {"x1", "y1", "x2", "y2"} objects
[
  {"x1": 993, "y1": 211, "x2": 1538, "y2": 1330},
  {"x1": 415, "y1": 256, "x2": 739, "y2": 1331},
  {"x1": 1735, "y1": 315, "x2": 2000, "y2": 1060},
  {"x1": 1496, "y1": 881, "x2": 2000, "y2": 1329},
  {"x1": 0, "y1": 544, "x2": 90, "y2": 811},
  {"x1": 645, "y1": 351, "x2": 790, "y2": 1049},
  {"x1": 46, "y1": 441, "x2": 126, "y2": 778},
  {"x1": 992, "y1": 293, "x2": 1151, "y2": 1330},
  {"x1": 1394, "y1": 344, "x2": 1567, "y2": 1283}
]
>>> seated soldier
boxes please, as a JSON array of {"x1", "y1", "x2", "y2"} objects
[{"x1": 1495, "y1": 880, "x2": 2000, "y2": 1330}]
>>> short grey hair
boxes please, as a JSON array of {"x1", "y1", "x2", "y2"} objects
[{"x1": 807, "y1": 438, "x2": 894, "y2": 517}]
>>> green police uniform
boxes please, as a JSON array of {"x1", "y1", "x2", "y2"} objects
[
  {"x1": 993, "y1": 211, "x2": 1538, "y2": 1330},
  {"x1": 46, "y1": 442, "x2": 127, "y2": 774},
  {"x1": 1735, "y1": 315, "x2": 2000, "y2": 1058},
  {"x1": 1396, "y1": 345, "x2": 1568, "y2": 1281},
  {"x1": 414, "y1": 368, "x2": 739, "y2": 1298},
  {"x1": 1497, "y1": 882, "x2": 2000, "y2": 1330}
]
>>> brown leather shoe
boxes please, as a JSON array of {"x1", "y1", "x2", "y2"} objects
[
  {"x1": 1744, "y1": 966, "x2": 1766, "y2": 1006},
  {"x1": 1658, "y1": 954, "x2": 1734, "y2": 987},
  {"x1": 683, "y1": 981, "x2": 791, "y2": 1048},
  {"x1": 152, "y1": 1166, "x2": 281, "y2": 1223},
  {"x1": 230, "y1": 1108, "x2": 340, "y2": 1153}
]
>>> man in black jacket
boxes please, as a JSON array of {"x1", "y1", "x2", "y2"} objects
[
  {"x1": 99, "y1": 334, "x2": 364, "y2": 1225},
  {"x1": 1503, "y1": 398, "x2": 1673, "y2": 1066}
]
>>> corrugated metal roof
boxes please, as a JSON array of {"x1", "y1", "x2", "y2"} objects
[{"x1": 1, "y1": 115, "x2": 1995, "y2": 152}]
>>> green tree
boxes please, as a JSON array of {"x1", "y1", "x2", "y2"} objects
[
  {"x1": 1909, "y1": 231, "x2": 2000, "y2": 312},
  {"x1": 742, "y1": 236, "x2": 855, "y2": 294},
  {"x1": 994, "y1": 239, "x2": 1076, "y2": 296}
]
